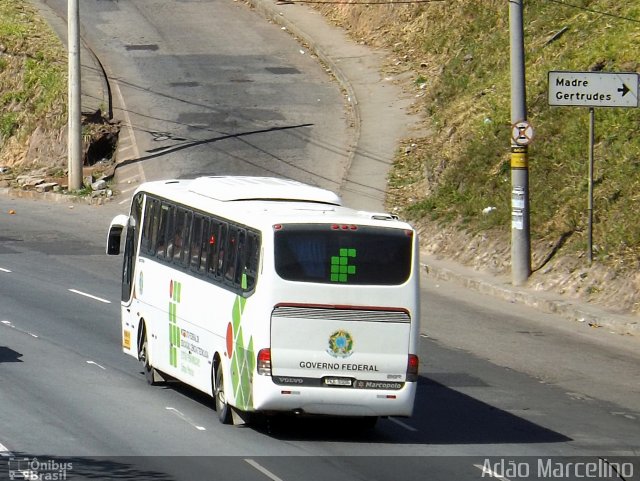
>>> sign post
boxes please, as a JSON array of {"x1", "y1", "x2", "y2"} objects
[
  {"x1": 587, "y1": 107, "x2": 595, "y2": 264},
  {"x1": 548, "y1": 70, "x2": 639, "y2": 264}
]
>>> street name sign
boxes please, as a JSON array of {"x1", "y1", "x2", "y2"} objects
[{"x1": 548, "y1": 71, "x2": 639, "y2": 108}]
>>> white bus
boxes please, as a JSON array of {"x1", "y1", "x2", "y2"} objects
[{"x1": 107, "y1": 176, "x2": 421, "y2": 427}]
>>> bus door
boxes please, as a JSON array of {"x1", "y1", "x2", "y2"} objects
[{"x1": 121, "y1": 193, "x2": 144, "y2": 355}]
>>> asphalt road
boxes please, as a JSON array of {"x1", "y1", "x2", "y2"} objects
[
  {"x1": 1, "y1": 197, "x2": 638, "y2": 481},
  {"x1": 40, "y1": 0, "x2": 352, "y2": 191}
]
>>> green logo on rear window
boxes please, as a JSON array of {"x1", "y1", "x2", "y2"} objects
[{"x1": 330, "y1": 248, "x2": 356, "y2": 282}]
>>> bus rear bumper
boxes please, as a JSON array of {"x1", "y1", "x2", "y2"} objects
[{"x1": 251, "y1": 377, "x2": 417, "y2": 417}]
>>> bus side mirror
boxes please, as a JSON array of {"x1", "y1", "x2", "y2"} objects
[{"x1": 106, "y1": 214, "x2": 129, "y2": 255}]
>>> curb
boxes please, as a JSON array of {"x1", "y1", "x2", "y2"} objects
[
  {"x1": 0, "y1": 187, "x2": 115, "y2": 206},
  {"x1": 422, "y1": 257, "x2": 639, "y2": 337}
]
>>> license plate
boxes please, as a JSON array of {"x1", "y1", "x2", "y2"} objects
[{"x1": 324, "y1": 377, "x2": 352, "y2": 387}]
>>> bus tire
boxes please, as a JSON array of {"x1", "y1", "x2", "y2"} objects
[
  {"x1": 140, "y1": 326, "x2": 161, "y2": 386},
  {"x1": 214, "y1": 364, "x2": 232, "y2": 424}
]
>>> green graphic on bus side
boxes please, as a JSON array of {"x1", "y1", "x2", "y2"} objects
[
  {"x1": 169, "y1": 280, "x2": 181, "y2": 368},
  {"x1": 330, "y1": 248, "x2": 356, "y2": 282},
  {"x1": 229, "y1": 274, "x2": 255, "y2": 411}
]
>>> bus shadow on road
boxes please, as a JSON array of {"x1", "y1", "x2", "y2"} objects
[
  {"x1": 255, "y1": 374, "x2": 571, "y2": 445},
  {"x1": 0, "y1": 346, "x2": 23, "y2": 363},
  {"x1": 157, "y1": 370, "x2": 570, "y2": 445}
]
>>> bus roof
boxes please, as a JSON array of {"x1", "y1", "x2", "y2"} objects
[
  {"x1": 188, "y1": 176, "x2": 342, "y2": 205},
  {"x1": 136, "y1": 176, "x2": 410, "y2": 229}
]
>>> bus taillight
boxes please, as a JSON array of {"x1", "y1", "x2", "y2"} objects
[
  {"x1": 407, "y1": 354, "x2": 419, "y2": 382},
  {"x1": 331, "y1": 224, "x2": 358, "y2": 230},
  {"x1": 257, "y1": 348, "x2": 272, "y2": 376}
]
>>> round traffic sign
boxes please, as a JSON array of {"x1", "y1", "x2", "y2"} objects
[{"x1": 512, "y1": 120, "x2": 534, "y2": 146}]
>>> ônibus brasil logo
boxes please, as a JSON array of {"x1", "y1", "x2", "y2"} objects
[{"x1": 327, "y1": 329, "x2": 354, "y2": 358}]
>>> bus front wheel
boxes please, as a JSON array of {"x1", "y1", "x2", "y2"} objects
[
  {"x1": 140, "y1": 327, "x2": 161, "y2": 386},
  {"x1": 214, "y1": 364, "x2": 232, "y2": 424}
]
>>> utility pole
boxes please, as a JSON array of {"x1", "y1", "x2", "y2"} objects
[
  {"x1": 509, "y1": 0, "x2": 531, "y2": 286},
  {"x1": 68, "y1": 0, "x2": 83, "y2": 191}
]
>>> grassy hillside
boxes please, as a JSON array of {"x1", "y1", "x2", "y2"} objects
[
  {"x1": 317, "y1": 1, "x2": 640, "y2": 276},
  {"x1": 0, "y1": 0, "x2": 66, "y2": 168}
]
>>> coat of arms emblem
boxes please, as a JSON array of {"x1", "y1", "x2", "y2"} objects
[{"x1": 327, "y1": 329, "x2": 354, "y2": 358}]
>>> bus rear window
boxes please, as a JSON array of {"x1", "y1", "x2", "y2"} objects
[{"x1": 274, "y1": 224, "x2": 412, "y2": 285}]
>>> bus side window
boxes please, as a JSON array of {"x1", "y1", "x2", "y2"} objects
[
  {"x1": 201, "y1": 219, "x2": 213, "y2": 274},
  {"x1": 141, "y1": 198, "x2": 154, "y2": 254},
  {"x1": 181, "y1": 211, "x2": 193, "y2": 265},
  {"x1": 190, "y1": 215, "x2": 203, "y2": 272},
  {"x1": 232, "y1": 229, "x2": 246, "y2": 285},
  {"x1": 243, "y1": 232, "x2": 260, "y2": 292},
  {"x1": 172, "y1": 208, "x2": 190, "y2": 265},
  {"x1": 196, "y1": 218, "x2": 210, "y2": 274},
  {"x1": 206, "y1": 221, "x2": 217, "y2": 277},
  {"x1": 209, "y1": 222, "x2": 227, "y2": 279},
  {"x1": 156, "y1": 204, "x2": 174, "y2": 259},
  {"x1": 148, "y1": 200, "x2": 162, "y2": 256},
  {"x1": 224, "y1": 227, "x2": 238, "y2": 283}
]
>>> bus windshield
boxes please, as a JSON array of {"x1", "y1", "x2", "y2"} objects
[{"x1": 274, "y1": 224, "x2": 413, "y2": 285}]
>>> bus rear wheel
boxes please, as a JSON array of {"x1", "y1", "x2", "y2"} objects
[{"x1": 214, "y1": 364, "x2": 232, "y2": 424}]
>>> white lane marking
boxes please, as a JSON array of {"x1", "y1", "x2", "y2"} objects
[
  {"x1": 244, "y1": 459, "x2": 285, "y2": 481},
  {"x1": 165, "y1": 407, "x2": 206, "y2": 431},
  {"x1": 86, "y1": 360, "x2": 106, "y2": 370},
  {"x1": 0, "y1": 267, "x2": 11, "y2": 273},
  {"x1": 2, "y1": 320, "x2": 37, "y2": 338},
  {"x1": 611, "y1": 411, "x2": 638, "y2": 420},
  {"x1": 474, "y1": 464, "x2": 512, "y2": 481},
  {"x1": 388, "y1": 417, "x2": 418, "y2": 432},
  {"x1": 68, "y1": 289, "x2": 111, "y2": 304},
  {"x1": 119, "y1": 186, "x2": 137, "y2": 194},
  {"x1": 0, "y1": 441, "x2": 12, "y2": 457},
  {"x1": 118, "y1": 197, "x2": 132, "y2": 205}
]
